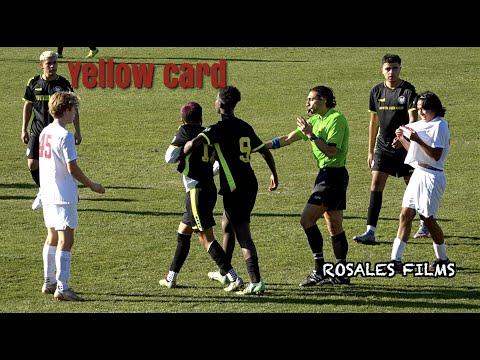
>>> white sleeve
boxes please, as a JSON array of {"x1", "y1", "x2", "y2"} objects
[
  {"x1": 213, "y1": 160, "x2": 220, "y2": 176},
  {"x1": 165, "y1": 146, "x2": 182, "y2": 164}
]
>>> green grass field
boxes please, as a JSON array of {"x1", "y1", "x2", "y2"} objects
[{"x1": 1, "y1": 47, "x2": 479, "y2": 313}]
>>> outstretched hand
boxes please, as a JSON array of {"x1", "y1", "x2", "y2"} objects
[{"x1": 269, "y1": 174, "x2": 278, "y2": 191}]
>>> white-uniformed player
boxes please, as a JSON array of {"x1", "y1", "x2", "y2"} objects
[
  {"x1": 390, "y1": 91, "x2": 451, "y2": 271},
  {"x1": 39, "y1": 91, "x2": 105, "y2": 301}
]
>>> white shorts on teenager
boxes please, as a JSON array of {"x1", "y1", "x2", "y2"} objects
[
  {"x1": 43, "y1": 203, "x2": 78, "y2": 230},
  {"x1": 402, "y1": 167, "x2": 446, "y2": 218}
]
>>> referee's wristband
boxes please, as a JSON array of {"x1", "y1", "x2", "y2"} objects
[
  {"x1": 271, "y1": 137, "x2": 281, "y2": 149},
  {"x1": 309, "y1": 134, "x2": 318, "y2": 141}
]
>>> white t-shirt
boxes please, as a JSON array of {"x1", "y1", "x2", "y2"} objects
[
  {"x1": 39, "y1": 123, "x2": 79, "y2": 204},
  {"x1": 403, "y1": 117, "x2": 450, "y2": 170}
]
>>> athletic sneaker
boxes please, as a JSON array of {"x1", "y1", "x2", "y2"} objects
[
  {"x1": 207, "y1": 270, "x2": 230, "y2": 285},
  {"x1": 413, "y1": 224, "x2": 430, "y2": 239},
  {"x1": 159, "y1": 278, "x2": 176, "y2": 289},
  {"x1": 223, "y1": 277, "x2": 244, "y2": 292},
  {"x1": 325, "y1": 276, "x2": 351, "y2": 285},
  {"x1": 390, "y1": 260, "x2": 403, "y2": 273},
  {"x1": 53, "y1": 288, "x2": 84, "y2": 302},
  {"x1": 353, "y1": 230, "x2": 376, "y2": 244},
  {"x1": 237, "y1": 279, "x2": 265, "y2": 295},
  {"x1": 41, "y1": 283, "x2": 57, "y2": 294},
  {"x1": 86, "y1": 49, "x2": 99, "y2": 58},
  {"x1": 429, "y1": 258, "x2": 450, "y2": 271},
  {"x1": 299, "y1": 271, "x2": 327, "y2": 287},
  {"x1": 32, "y1": 192, "x2": 42, "y2": 210}
]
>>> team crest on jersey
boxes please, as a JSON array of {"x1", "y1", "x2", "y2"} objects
[
  {"x1": 397, "y1": 96, "x2": 406, "y2": 105},
  {"x1": 54, "y1": 86, "x2": 63, "y2": 92}
]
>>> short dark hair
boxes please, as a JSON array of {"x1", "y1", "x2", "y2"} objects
[
  {"x1": 310, "y1": 85, "x2": 336, "y2": 108},
  {"x1": 218, "y1": 85, "x2": 241, "y2": 110},
  {"x1": 416, "y1": 91, "x2": 446, "y2": 117},
  {"x1": 180, "y1": 101, "x2": 202, "y2": 124},
  {"x1": 382, "y1": 54, "x2": 401, "y2": 65}
]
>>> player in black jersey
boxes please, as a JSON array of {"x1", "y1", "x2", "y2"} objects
[
  {"x1": 184, "y1": 86, "x2": 279, "y2": 295},
  {"x1": 160, "y1": 101, "x2": 243, "y2": 291},
  {"x1": 353, "y1": 54, "x2": 429, "y2": 244},
  {"x1": 21, "y1": 51, "x2": 82, "y2": 211}
]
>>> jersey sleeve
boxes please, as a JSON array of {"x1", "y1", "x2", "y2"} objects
[
  {"x1": 369, "y1": 86, "x2": 377, "y2": 113},
  {"x1": 326, "y1": 114, "x2": 348, "y2": 150},
  {"x1": 23, "y1": 77, "x2": 35, "y2": 103},
  {"x1": 64, "y1": 133, "x2": 78, "y2": 163}
]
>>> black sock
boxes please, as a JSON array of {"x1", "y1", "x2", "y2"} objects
[
  {"x1": 207, "y1": 240, "x2": 232, "y2": 275},
  {"x1": 246, "y1": 256, "x2": 260, "y2": 283},
  {"x1": 332, "y1": 231, "x2": 348, "y2": 262},
  {"x1": 304, "y1": 226, "x2": 325, "y2": 274},
  {"x1": 31, "y1": 169, "x2": 40, "y2": 187},
  {"x1": 170, "y1": 233, "x2": 191, "y2": 272},
  {"x1": 367, "y1": 191, "x2": 382, "y2": 228}
]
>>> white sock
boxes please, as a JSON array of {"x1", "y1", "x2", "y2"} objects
[
  {"x1": 56, "y1": 250, "x2": 71, "y2": 291},
  {"x1": 226, "y1": 269, "x2": 238, "y2": 282},
  {"x1": 42, "y1": 243, "x2": 57, "y2": 284},
  {"x1": 167, "y1": 271, "x2": 177, "y2": 282},
  {"x1": 367, "y1": 225, "x2": 376, "y2": 233},
  {"x1": 433, "y1": 243, "x2": 448, "y2": 260},
  {"x1": 391, "y1": 238, "x2": 407, "y2": 261}
]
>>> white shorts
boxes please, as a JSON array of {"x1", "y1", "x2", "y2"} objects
[
  {"x1": 43, "y1": 203, "x2": 78, "y2": 230},
  {"x1": 402, "y1": 167, "x2": 446, "y2": 218}
]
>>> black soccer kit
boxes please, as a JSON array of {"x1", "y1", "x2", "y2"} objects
[
  {"x1": 200, "y1": 114, "x2": 264, "y2": 223},
  {"x1": 23, "y1": 75, "x2": 74, "y2": 160},
  {"x1": 369, "y1": 80, "x2": 417, "y2": 177},
  {"x1": 171, "y1": 123, "x2": 217, "y2": 232}
]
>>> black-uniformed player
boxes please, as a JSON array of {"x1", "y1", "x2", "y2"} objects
[
  {"x1": 184, "y1": 86, "x2": 279, "y2": 295},
  {"x1": 160, "y1": 101, "x2": 243, "y2": 291},
  {"x1": 354, "y1": 53, "x2": 429, "y2": 244},
  {"x1": 21, "y1": 51, "x2": 82, "y2": 210}
]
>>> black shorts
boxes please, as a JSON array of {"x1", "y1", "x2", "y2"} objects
[
  {"x1": 372, "y1": 150, "x2": 414, "y2": 178},
  {"x1": 222, "y1": 180, "x2": 258, "y2": 223},
  {"x1": 308, "y1": 167, "x2": 349, "y2": 210},
  {"x1": 26, "y1": 132, "x2": 40, "y2": 160},
  {"x1": 182, "y1": 181, "x2": 217, "y2": 232}
]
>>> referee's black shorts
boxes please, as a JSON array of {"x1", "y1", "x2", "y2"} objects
[{"x1": 308, "y1": 166, "x2": 349, "y2": 210}]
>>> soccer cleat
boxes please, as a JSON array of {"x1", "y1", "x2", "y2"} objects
[
  {"x1": 299, "y1": 271, "x2": 327, "y2": 287},
  {"x1": 53, "y1": 288, "x2": 84, "y2": 302},
  {"x1": 86, "y1": 49, "x2": 99, "y2": 58},
  {"x1": 413, "y1": 224, "x2": 430, "y2": 239},
  {"x1": 390, "y1": 260, "x2": 403, "y2": 273},
  {"x1": 32, "y1": 192, "x2": 42, "y2": 210},
  {"x1": 236, "y1": 279, "x2": 265, "y2": 295},
  {"x1": 429, "y1": 258, "x2": 450, "y2": 271},
  {"x1": 353, "y1": 231, "x2": 376, "y2": 244},
  {"x1": 319, "y1": 276, "x2": 351, "y2": 285},
  {"x1": 159, "y1": 278, "x2": 176, "y2": 289},
  {"x1": 223, "y1": 277, "x2": 244, "y2": 292},
  {"x1": 207, "y1": 270, "x2": 230, "y2": 285},
  {"x1": 41, "y1": 283, "x2": 57, "y2": 294}
]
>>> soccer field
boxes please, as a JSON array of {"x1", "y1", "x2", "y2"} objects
[{"x1": 0, "y1": 47, "x2": 479, "y2": 314}]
